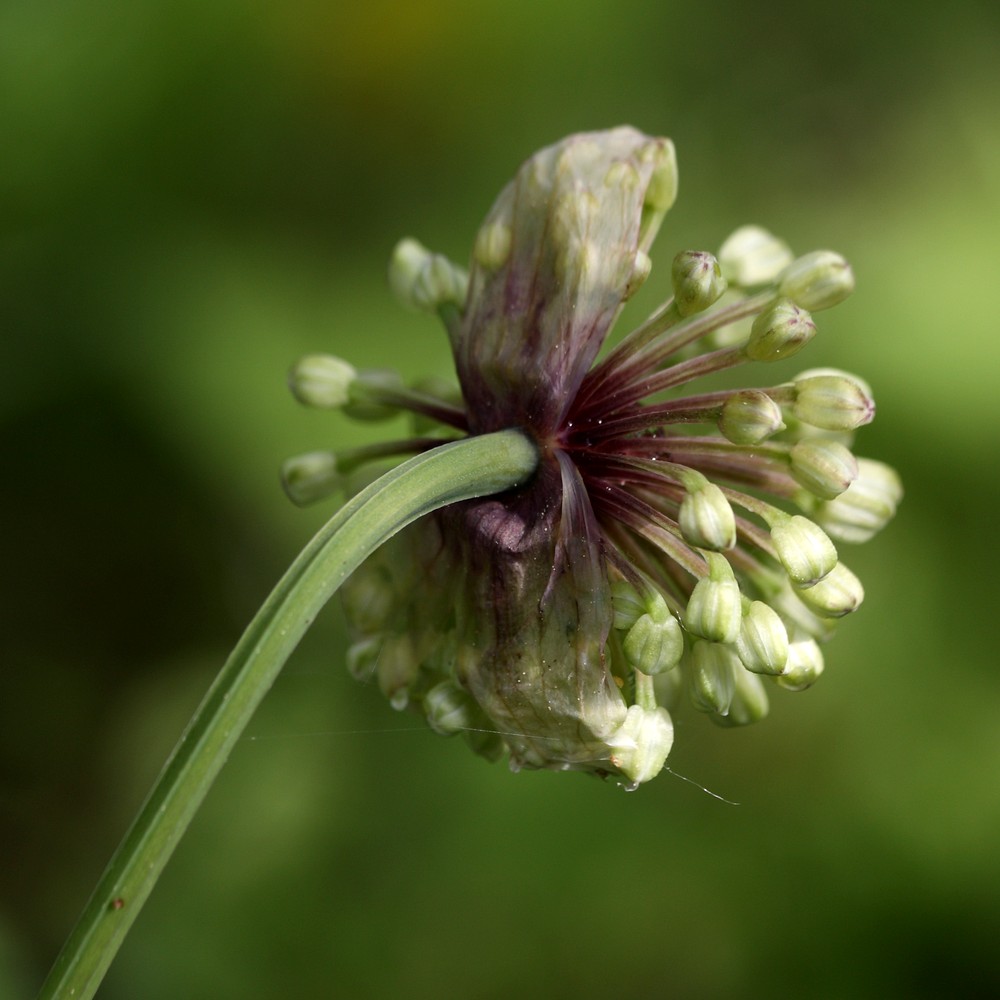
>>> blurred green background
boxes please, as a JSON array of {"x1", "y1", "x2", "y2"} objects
[{"x1": 3, "y1": 1, "x2": 999, "y2": 997}]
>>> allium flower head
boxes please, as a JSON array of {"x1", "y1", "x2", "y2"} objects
[{"x1": 285, "y1": 127, "x2": 901, "y2": 788}]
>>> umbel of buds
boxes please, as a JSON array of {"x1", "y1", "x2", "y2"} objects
[{"x1": 285, "y1": 127, "x2": 901, "y2": 789}]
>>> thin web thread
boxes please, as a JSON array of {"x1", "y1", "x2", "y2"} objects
[{"x1": 241, "y1": 724, "x2": 738, "y2": 803}]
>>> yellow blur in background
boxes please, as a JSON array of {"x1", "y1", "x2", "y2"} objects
[{"x1": 3, "y1": 1, "x2": 999, "y2": 997}]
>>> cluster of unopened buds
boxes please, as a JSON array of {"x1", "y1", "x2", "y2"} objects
[{"x1": 283, "y1": 127, "x2": 901, "y2": 789}]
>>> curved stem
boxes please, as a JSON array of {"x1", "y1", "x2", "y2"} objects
[{"x1": 37, "y1": 429, "x2": 538, "y2": 1000}]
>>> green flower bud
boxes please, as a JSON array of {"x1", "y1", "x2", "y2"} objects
[
  {"x1": 428, "y1": 627, "x2": 461, "y2": 674},
  {"x1": 679, "y1": 478, "x2": 736, "y2": 551},
  {"x1": 736, "y1": 600, "x2": 789, "y2": 675},
  {"x1": 610, "y1": 578, "x2": 647, "y2": 631},
  {"x1": 606, "y1": 704, "x2": 675, "y2": 787},
  {"x1": 767, "y1": 580, "x2": 837, "y2": 642},
  {"x1": 796, "y1": 562, "x2": 864, "y2": 618},
  {"x1": 790, "y1": 439, "x2": 859, "y2": 500},
  {"x1": 689, "y1": 640, "x2": 740, "y2": 716},
  {"x1": 624, "y1": 249, "x2": 652, "y2": 300},
  {"x1": 712, "y1": 667, "x2": 769, "y2": 727},
  {"x1": 684, "y1": 552, "x2": 742, "y2": 644},
  {"x1": 622, "y1": 610, "x2": 684, "y2": 675},
  {"x1": 388, "y1": 237, "x2": 468, "y2": 312},
  {"x1": 377, "y1": 633, "x2": 419, "y2": 710},
  {"x1": 345, "y1": 635, "x2": 381, "y2": 682},
  {"x1": 281, "y1": 451, "x2": 343, "y2": 506},
  {"x1": 812, "y1": 458, "x2": 903, "y2": 543},
  {"x1": 604, "y1": 159, "x2": 642, "y2": 192},
  {"x1": 769, "y1": 513, "x2": 838, "y2": 587},
  {"x1": 745, "y1": 298, "x2": 816, "y2": 362},
  {"x1": 792, "y1": 373, "x2": 875, "y2": 431},
  {"x1": 776, "y1": 634, "x2": 825, "y2": 691},
  {"x1": 601, "y1": 160, "x2": 653, "y2": 290},
  {"x1": 778, "y1": 250, "x2": 854, "y2": 311},
  {"x1": 671, "y1": 250, "x2": 727, "y2": 317},
  {"x1": 424, "y1": 681, "x2": 477, "y2": 736},
  {"x1": 473, "y1": 221, "x2": 513, "y2": 270},
  {"x1": 719, "y1": 389, "x2": 785, "y2": 444},
  {"x1": 718, "y1": 225, "x2": 794, "y2": 287},
  {"x1": 550, "y1": 186, "x2": 606, "y2": 286},
  {"x1": 640, "y1": 137, "x2": 679, "y2": 212},
  {"x1": 288, "y1": 354, "x2": 357, "y2": 409},
  {"x1": 388, "y1": 237, "x2": 431, "y2": 305},
  {"x1": 339, "y1": 564, "x2": 395, "y2": 634},
  {"x1": 554, "y1": 233, "x2": 600, "y2": 287},
  {"x1": 415, "y1": 254, "x2": 468, "y2": 311}
]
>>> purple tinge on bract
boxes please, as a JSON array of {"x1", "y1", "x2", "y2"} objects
[
  {"x1": 453, "y1": 126, "x2": 676, "y2": 439},
  {"x1": 442, "y1": 452, "x2": 628, "y2": 774}
]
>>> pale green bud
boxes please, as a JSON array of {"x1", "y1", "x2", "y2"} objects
[
  {"x1": 604, "y1": 159, "x2": 642, "y2": 192},
  {"x1": 768, "y1": 579, "x2": 837, "y2": 642},
  {"x1": 719, "y1": 389, "x2": 785, "y2": 445},
  {"x1": 671, "y1": 250, "x2": 727, "y2": 317},
  {"x1": 713, "y1": 668, "x2": 769, "y2": 727},
  {"x1": 625, "y1": 249, "x2": 652, "y2": 300},
  {"x1": 679, "y1": 478, "x2": 736, "y2": 551},
  {"x1": 424, "y1": 681, "x2": 476, "y2": 736},
  {"x1": 622, "y1": 610, "x2": 684, "y2": 675},
  {"x1": 790, "y1": 439, "x2": 859, "y2": 500},
  {"x1": 795, "y1": 366, "x2": 872, "y2": 400},
  {"x1": 793, "y1": 373, "x2": 875, "y2": 431},
  {"x1": 776, "y1": 634, "x2": 825, "y2": 691},
  {"x1": 377, "y1": 633, "x2": 419, "y2": 710},
  {"x1": 736, "y1": 601, "x2": 789, "y2": 675},
  {"x1": 718, "y1": 225, "x2": 794, "y2": 287},
  {"x1": 388, "y1": 237, "x2": 468, "y2": 312},
  {"x1": 339, "y1": 564, "x2": 395, "y2": 634},
  {"x1": 684, "y1": 552, "x2": 742, "y2": 644},
  {"x1": 388, "y1": 237, "x2": 431, "y2": 304},
  {"x1": 778, "y1": 250, "x2": 855, "y2": 311},
  {"x1": 414, "y1": 254, "x2": 468, "y2": 310},
  {"x1": 554, "y1": 234, "x2": 600, "y2": 286},
  {"x1": 610, "y1": 579, "x2": 647, "y2": 631},
  {"x1": 612, "y1": 583, "x2": 682, "y2": 673},
  {"x1": 769, "y1": 514, "x2": 838, "y2": 587},
  {"x1": 345, "y1": 636, "x2": 381, "y2": 682},
  {"x1": 745, "y1": 298, "x2": 816, "y2": 362},
  {"x1": 607, "y1": 704, "x2": 675, "y2": 787},
  {"x1": 473, "y1": 221, "x2": 513, "y2": 270},
  {"x1": 281, "y1": 451, "x2": 343, "y2": 506},
  {"x1": 689, "y1": 640, "x2": 740, "y2": 716},
  {"x1": 288, "y1": 354, "x2": 357, "y2": 409},
  {"x1": 812, "y1": 458, "x2": 903, "y2": 543},
  {"x1": 796, "y1": 562, "x2": 864, "y2": 618},
  {"x1": 640, "y1": 137, "x2": 679, "y2": 212}
]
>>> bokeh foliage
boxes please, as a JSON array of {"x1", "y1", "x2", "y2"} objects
[{"x1": 3, "y1": 1, "x2": 1000, "y2": 996}]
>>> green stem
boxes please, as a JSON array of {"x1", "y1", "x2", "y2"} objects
[
  {"x1": 634, "y1": 671, "x2": 657, "y2": 711},
  {"x1": 37, "y1": 429, "x2": 538, "y2": 1000}
]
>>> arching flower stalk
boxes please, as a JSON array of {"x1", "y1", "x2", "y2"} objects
[{"x1": 285, "y1": 126, "x2": 901, "y2": 789}]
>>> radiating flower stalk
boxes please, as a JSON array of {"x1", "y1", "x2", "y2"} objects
[{"x1": 284, "y1": 126, "x2": 901, "y2": 789}]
